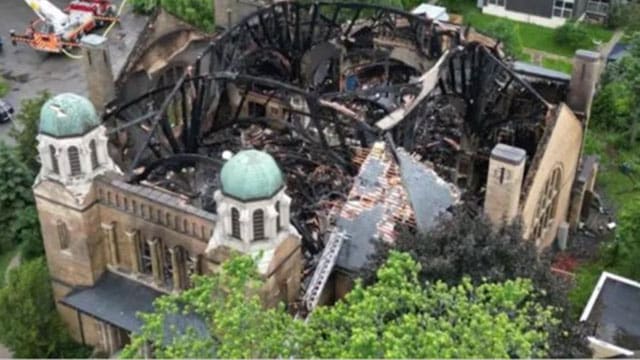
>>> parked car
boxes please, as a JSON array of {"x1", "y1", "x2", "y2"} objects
[{"x1": 0, "y1": 99, "x2": 14, "y2": 124}]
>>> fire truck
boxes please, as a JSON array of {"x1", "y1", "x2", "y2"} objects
[{"x1": 10, "y1": 0, "x2": 118, "y2": 53}]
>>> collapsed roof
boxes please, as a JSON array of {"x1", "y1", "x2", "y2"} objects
[{"x1": 105, "y1": 0, "x2": 571, "y2": 261}]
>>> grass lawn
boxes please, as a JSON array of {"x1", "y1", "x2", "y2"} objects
[
  {"x1": 542, "y1": 57, "x2": 573, "y2": 74},
  {"x1": 439, "y1": 0, "x2": 614, "y2": 57},
  {"x1": 0, "y1": 77, "x2": 9, "y2": 97},
  {"x1": 0, "y1": 247, "x2": 20, "y2": 288}
]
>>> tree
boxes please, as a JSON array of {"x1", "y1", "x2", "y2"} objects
[
  {"x1": 591, "y1": 32, "x2": 640, "y2": 146},
  {"x1": 12, "y1": 206, "x2": 44, "y2": 260},
  {"x1": 608, "y1": 2, "x2": 640, "y2": 32},
  {"x1": 130, "y1": 0, "x2": 214, "y2": 31},
  {"x1": 303, "y1": 252, "x2": 558, "y2": 359},
  {"x1": 0, "y1": 144, "x2": 35, "y2": 252},
  {"x1": 9, "y1": 91, "x2": 50, "y2": 172},
  {"x1": 0, "y1": 258, "x2": 91, "y2": 358},
  {"x1": 123, "y1": 252, "x2": 559, "y2": 358},
  {"x1": 358, "y1": 207, "x2": 592, "y2": 358}
]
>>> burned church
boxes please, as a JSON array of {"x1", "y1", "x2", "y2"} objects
[{"x1": 32, "y1": 1, "x2": 600, "y2": 354}]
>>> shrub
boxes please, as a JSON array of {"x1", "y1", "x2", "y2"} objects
[
  {"x1": 554, "y1": 21, "x2": 591, "y2": 50},
  {"x1": 483, "y1": 21, "x2": 524, "y2": 58}
]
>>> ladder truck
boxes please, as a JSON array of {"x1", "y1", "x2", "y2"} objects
[{"x1": 10, "y1": 0, "x2": 118, "y2": 53}]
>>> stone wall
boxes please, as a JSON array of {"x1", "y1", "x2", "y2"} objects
[{"x1": 521, "y1": 104, "x2": 584, "y2": 248}]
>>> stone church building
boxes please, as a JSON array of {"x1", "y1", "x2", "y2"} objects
[
  {"x1": 34, "y1": 94, "x2": 302, "y2": 353},
  {"x1": 30, "y1": 1, "x2": 604, "y2": 356}
]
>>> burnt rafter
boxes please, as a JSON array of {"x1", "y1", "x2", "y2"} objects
[{"x1": 105, "y1": 1, "x2": 464, "y2": 253}]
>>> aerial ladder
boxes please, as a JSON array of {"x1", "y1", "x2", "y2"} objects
[{"x1": 10, "y1": 0, "x2": 118, "y2": 53}]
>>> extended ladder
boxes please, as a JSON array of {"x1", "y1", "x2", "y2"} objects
[{"x1": 302, "y1": 231, "x2": 349, "y2": 312}]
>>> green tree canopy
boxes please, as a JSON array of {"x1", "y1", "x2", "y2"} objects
[
  {"x1": 123, "y1": 252, "x2": 558, "y2": 358},
  {"x1": 358, "y1": 208, "x2": 592, "y2": 357},
  {"x1": 0, "y1": 258, "x2": 91, "y2": 358},
  {"x1": 130, "y1": 0, "x2": 214, "y2": 31},
  {"x1": 592, "y1": 32, "x2": 640, "y2": 147},
  {"x1": 0, "y1": 144, "x2": 36, "y2": 253},
  {"x1": 9, "y1": 91, "x2": 50, "y2": 172}
]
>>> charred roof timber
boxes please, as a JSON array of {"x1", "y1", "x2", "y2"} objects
[{"x1": 105, "y1": 1, "x2": 578, "y2": 304}]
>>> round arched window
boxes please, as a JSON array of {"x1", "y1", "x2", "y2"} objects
[{"x1": 532, "y1": 167, "x2": 562, "y2": 244}]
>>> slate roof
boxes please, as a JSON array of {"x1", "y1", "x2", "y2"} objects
[
  {"x1": 334, "y1": 143, "x2": 458, "y2": 273},
  {"x1": 396, "y1": 148, "x2": 460, "y2": 232},
  {"x1": 513, "y1": 61, "x2": 571, "y2": 83},
  {"x1": 61, "y1": 271, "x2": 209, "y2": 342}
]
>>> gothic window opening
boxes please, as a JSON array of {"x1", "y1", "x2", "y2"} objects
[
  {"x1": 231, "y1": 208, "x2": 241, "y2": 239},
  {"x1": 90, "y1": 140, "x2": 99, "y2": 170},
  {"x1": 185, "y1": 254, "x2": 201, "y2": 288},
  {"x1": 275, "y1": 201, "x2": 282, "y2": 232},
  {"x1": 162, "y1": 244, "x2": 174, "y2": 290},
  {"x1": 253, "y1": 209, "x2": 265, "y2": 241},
  {"x1": 57, "y1": 220, "x2": 69, "y2": 250},
  {"x1": 532, "y1": 167, "x2": 562, "y2": 243},
  {"x1": 49, "y1": 145, "x2": 59, "y2": 174},
  {"x1": 174, "y1": 246, "x2": 189, "y2": 289},
  {"x1": 68, "y1": 146, "x2": 81, "y2": 176},
  {"x1": 140, "y1": 239, "x2": 153, "y2": 275}
]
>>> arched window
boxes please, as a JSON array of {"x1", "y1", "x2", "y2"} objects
[
  {"x1": 140, "y1": 239, "x2": 153, "y2": 275},
  {"x1": 49, "y1": 145, "x2": 59, "y2": 174},
  {"x1": 57, "y1": 220, "x2": 69, "y2": 250},
  {"x1": 253, "y1": 209, "x2": 265, "y2": 241},
  {"x1": 275, "y1": 201, "x2": 281, "y2": 232},
  {"x1": 163, "y1": 244, "x2": 174, "y2": 289},
  {"x1": 68, "y1": 146, "x2": 81, "y2": 176},
  {"x1": 532, "y1": 167, "x2": 562, "y2": 244},
  {"x1": 89, "y1": 140, "x2": 99, "y2": 170},
  {"x1": 231, "y1": 208, "x2": 241, "y2": 239}
]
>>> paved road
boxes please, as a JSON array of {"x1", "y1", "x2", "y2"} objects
[
  {"x1": 0, "y1": 0, "x2": 146, "y2": 145},
  {"x1": 0, "y1": 0, "x2": 87, "y2": 144}
]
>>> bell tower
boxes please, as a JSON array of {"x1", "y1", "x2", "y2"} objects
[
  {"x1": 33, "y1": 93, "x2": 120, "y2": 339},
  {"x1": 206, "y1": 149, "x2": 302, "y2": 306}
]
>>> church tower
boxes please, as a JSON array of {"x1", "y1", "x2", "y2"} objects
[
  {"x1": 33, "y1": 93, "x2": 120, "y2": 338},
  {"x1": 207, "y1": 149, "x2": 302, "y2": 306}
]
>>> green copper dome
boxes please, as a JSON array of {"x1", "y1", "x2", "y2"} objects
[
  {"x1": 220, "y1": 150, "x2": 284, "y2": 201},
  {"x1": 40, "y1": 93, "x2": 99, "y2": 137}
]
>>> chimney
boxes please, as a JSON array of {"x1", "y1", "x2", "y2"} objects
[
  {"x1": 81, "y1": 34, "x2": 116, "y2": 114},
  {"x1": 567, "y1": 50, "x2": 601, "y2": 119},
  {"x1": 484, "y1": 144, "x2": 527, "y2": 226}
]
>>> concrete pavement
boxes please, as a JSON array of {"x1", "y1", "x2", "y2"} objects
[{"x1": 0, "y1": 0, "x2": 146, "y2": 145}]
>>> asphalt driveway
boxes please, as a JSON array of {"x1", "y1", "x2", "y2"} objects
[{"x1": 0, "y1": 0, "x2": 146, "y2": 144}]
